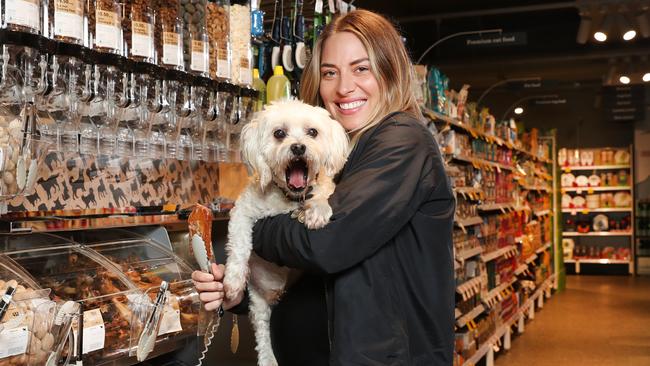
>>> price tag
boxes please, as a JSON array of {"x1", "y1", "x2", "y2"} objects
[
  {"x1": 581, "y1": 209, "x2": 590, "y2": 214},
  {"x1": 588, "y1": 188, "x2": 594, "y2": 194},
  {"x1": 158, "y1": 294, "x2": 183, "y2": 336},
  {"x1": 73, "y1": 308, "x2": 105, "y2": 354},
  {"x1": 0, "y1": 327, "x2": 29, "y2": 359},
  {"x1": 328, "y1": 0, "x2": 336, "y2": 13},
  {"x1": 315, "y1": 0, "x2": 323, "y2": 13},
  {"x1": 563, "y1": 167, "x2": 572, "y2": 173}
]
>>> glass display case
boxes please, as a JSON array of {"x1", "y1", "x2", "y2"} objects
[{"x1": 0, "y1": 227, "x2": 201, "y2": 365}]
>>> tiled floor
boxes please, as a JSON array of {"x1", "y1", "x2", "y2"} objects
[{"x1": 497, "y1": 275, "x2": 650, "y2": 366}]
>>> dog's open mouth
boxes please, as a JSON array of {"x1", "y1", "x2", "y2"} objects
[{"x1": 285, "y1": 158, "x2": 309, "y2": 191}]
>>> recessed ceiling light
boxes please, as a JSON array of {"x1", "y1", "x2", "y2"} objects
[
  {"x1": 623, "y1": 30, "x2": 637, "y2": 41},
  {"x1": 594, "y1": 31, "x2": 607, "y2": 42},
  {"x1": 619, "y1": 75, "x2": 631, "y2": 84},
  {"x1": 514, "y1": 107, "x2": 524, "y2": 115},
  {"x1": 643, "y1": 73, "x2": 650, "y2": 82}
]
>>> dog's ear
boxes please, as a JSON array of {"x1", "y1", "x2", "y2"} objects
[
  {"x1": 320, "y1": 111, "x2": 350, "y2": 177},
  {"x1": 241, "y1": 116, "x2": 273, "y2": 190}
]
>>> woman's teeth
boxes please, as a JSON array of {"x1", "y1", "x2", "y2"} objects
[{"x1": 339, "y1": 100, "x2": 366, "y2": 110}]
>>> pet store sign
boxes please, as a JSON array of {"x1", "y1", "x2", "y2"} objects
[{"x1": 465, "y1": 32, "x2": 527, "y2": 47}]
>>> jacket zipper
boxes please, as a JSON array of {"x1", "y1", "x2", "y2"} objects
[{"x1": 324, "y1": 279, "x2": 333, "y2": 352}]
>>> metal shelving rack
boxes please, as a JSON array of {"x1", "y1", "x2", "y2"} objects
[
  {"x1": 560, "y1": 145, "x2": 635, "y2": 274},
  {"x1": 426, "y1": 107, "x2": 557, "y2": 366}
]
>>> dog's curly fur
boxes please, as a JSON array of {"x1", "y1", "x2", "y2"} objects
[{"x1": 223, "y1": 100, "x2": 349, "y2": 366}]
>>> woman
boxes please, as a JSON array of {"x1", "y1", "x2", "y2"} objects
[{"x1": 193, "y1": 9, "x2": 455, "y2": 366}]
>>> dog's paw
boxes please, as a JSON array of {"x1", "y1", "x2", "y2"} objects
[
  {"x1": 303, "y1": 198, "x2": 332, "y2": 229},
  {"x1": 257, "y1": 353, "x2": 278, "y2": 366},
  {"x1": 223, "y1": 266, "x2": 247, "y2": 300}
]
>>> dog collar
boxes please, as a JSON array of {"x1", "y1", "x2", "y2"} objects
[{"x1": 275, "y1": 183, "x2": 314, "y2": 203}]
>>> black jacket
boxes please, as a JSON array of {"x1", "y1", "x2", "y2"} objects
[{"x1": 253, "y1": 112, "x2": 456, "y2": 365}]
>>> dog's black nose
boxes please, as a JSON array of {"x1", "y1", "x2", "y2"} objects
[{"x1": 291, "y1": 143, "x2": 306, "y2": 156}]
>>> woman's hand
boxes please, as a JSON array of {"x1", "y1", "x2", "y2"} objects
[{"x1": 192, "y1": 263, "x2": 244, "y2": 312}]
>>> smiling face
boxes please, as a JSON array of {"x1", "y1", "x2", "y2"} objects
[{"x1": 319, "y1": 32, "x2": 380, "y2": 132}]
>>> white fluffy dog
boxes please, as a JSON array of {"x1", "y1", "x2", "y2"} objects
[{"x1": 223, "y1": 100, "x2": 349, "y2": 366}]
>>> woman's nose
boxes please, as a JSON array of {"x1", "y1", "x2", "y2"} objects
[{"x1": 336, "y1": 72, "x2": 356, "y2": 95}]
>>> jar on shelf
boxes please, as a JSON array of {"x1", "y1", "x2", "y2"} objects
[
  {"x1": 207, "y1": 0, "x2": 230, "y2": 81},
  {"x1": 188, "y1": 25, "x2": 210, "y2": 77},
  {"x1": 229, "y1": 0, "x2": 251, "y2": 86},
  {"x1": 157, "y1": 1, "x2": 184, "y2": 71},
  {"x1": 89, "y1": 0, "x2": 122, "y2": 54},
  {"x1": 48, "y1": 0, "x2": 85, "y2": 45},
  {"x1": 2, "y1": 0, "x2": 42, "y2": 34},
  {"x1": 123, "y1": 0, "x2": 155, "y2": 64}
]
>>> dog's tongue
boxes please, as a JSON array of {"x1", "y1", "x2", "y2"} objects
[{"x1": 289, "y1": 168, "x2": 306, "y2": 189}]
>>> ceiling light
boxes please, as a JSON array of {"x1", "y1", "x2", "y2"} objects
[
  {"x1": 623, "y1": 29, "x2": 637, "y2": 40},
  {"x1": 619, "y1": 75, "x2": 631, "y2": 84},
  {"x1": 594, "y1": 31, "x2": 607, "y2": 41},
  {"x1": 643, "y1": 73, "x2": 650, "y2": 82},
  {"x1": 594, "y1": 12, "x2": 614, "y2": 42},
  {"x1": 514, "y1": 107, "x2": 524, "y2": 115}
]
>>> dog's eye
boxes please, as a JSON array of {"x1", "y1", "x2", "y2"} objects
[
  {"x1": 273, "y1": 129, "x2": 286, "y2": 139},
  {"x1": 306, "y1": 128, "x2": 318, "y2": 138}
]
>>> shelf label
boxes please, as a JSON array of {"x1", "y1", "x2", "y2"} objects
[
  {"x1": 0, "y1": 327, "x2": 29, "y2": 359},
  {"x1": 73, "y1": 308, "x2": 106, "y2": 354},
  {"x1": 581, "y1": 209, "x2": 589, "y2": 214},
  {"x1": 563, "y1": 167, "x2": 571, "y2": 173},
  {"x1": 158, "y1": 294, "x2": 183, "y2": 336}
]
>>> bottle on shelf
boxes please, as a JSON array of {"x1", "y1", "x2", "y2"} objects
[
  {"x1": 266, "y1": 65, "x2": 291, "y2": 103},
  {"x1": 253, "y1": 68, "x2": 267, "y2": 111}
]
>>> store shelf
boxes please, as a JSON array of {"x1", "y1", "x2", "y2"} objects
[
  {"x1": 455, "y1": 308, "x2": 462, "y2": 319},
  {"x1": 561, "y1": 186, "x2": 631, "y2": 192},
  {"x1": 455, "y1": 186, "x2": 485, "y2": 200},
  {"x1": 564, "y1": 258, "x2": 629, "y2": 264},
  {"x1": 478, "y1": 202, "x2": 516, "y2": 212},
  {"x1": 525, "y1": 253, "x2": 538, "y2": 264},
  {"x1": 534, "y1": 209, "x2": 551, "y2": 217},
  {"x1": 520, "y1": 185, "x2": 551, "y2": 192},
  {"x1": 483, "y1": 279, "x2": 515, "y2": 308},
  {"x1": 451, "y1": 155, "x2": 514, "y2": 172},
  {"x1": 456, "y1": 246, "x2": 484, "y2": 261},
  {"x1": 563, "y1": 231, "x2": 633, "y2": 237},
  {"x1": 456, "y1": 303, "x2": 485, "y2": 328},
  {"x1": 482, "y1": 245, "x2": 518, "y2": 262},
  {"x1": 536, "y1": 242, "x2": 552, "y2": 254},
  {"x1": 562, "y1": 207, "x2": 633, "y2": 214},
  {"x1": 562, "y1": 164, "x2": 630, "y2": 171},
  {"x1": 463, "y1": 274, "x2": 556, "y2": 366},
  {"x1": 455, "y1": 216, "x2": 484, "y2": 227},
  {"x1": 514, "y1": 263, "x2": 528, "y2": 275},
  {"x1": 457, "y1": 277, "x2": 484, "y2": 297}
]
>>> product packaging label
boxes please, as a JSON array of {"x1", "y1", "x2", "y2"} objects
[
  {"x1": 217, "y1": 56, "x2": 231, "y2": 79},
  {"x1": 162, "y1": 33, "x2": 181, "y2": 66},
  {"x1": 157, "y1": 294, "x2": 183, "y2": 336},
  {"x1": 191, "y1": 40, "x2": 208, "y2": 72},
  {"x1": 239, "y1": 59, "x2": 252, "y2": 85},
  {"x1": 131, "y1": 21, "x2": 152, "y2": 58},
  {"x1": 95, "y1": 10, "x2": 119, "y2": 49},
  {"x1": 0, "y1": 327, "x2": 29, "y2": 359},
  {"x1": 5, "y1": 0, "x2": 40, "y2": 30},
  {"x1": 73, "y1": 308, "x2": 106, "y2": 354},
  {"x1": 55, "y1": 0, "x2": 83, "y2": 40}
]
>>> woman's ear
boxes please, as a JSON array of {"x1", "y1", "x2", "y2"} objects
[{"x1": 241, "y1": 115, "x2": 273, "y2": 190}]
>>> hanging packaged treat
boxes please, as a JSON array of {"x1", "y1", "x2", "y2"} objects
[
  {"x1": 49, "y1": 0, "x2": 85, "y2": 44},
  {"x1": 2, "y1": 0, "x2": 41, "y2": 34},
  {"x1": 189, "y1": 26, "x2": 210, "y2": 77},
  {"x1": 157, "y1": 0, "x2": 184, "y2": 70},
  {"x1": 229, "y1": 0, "x2": 252, "y2": 86},
  {"x1": 89, "y1": 0, "x2": 122, "y2": 53},
  {"x1": 125, "y1": 1, "x2": 155, "y2": 63},
  {"x1": 207, "y1": 0, "x2": 231, "y2": 81}
]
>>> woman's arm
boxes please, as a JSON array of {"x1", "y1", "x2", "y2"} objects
[{"x1": 253, "y1": 117, "x2": 449, "y2": 274}]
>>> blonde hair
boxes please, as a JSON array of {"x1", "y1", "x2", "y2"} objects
[{"x1": 300, "y1": 9, "x2": 424, "y2": 145}]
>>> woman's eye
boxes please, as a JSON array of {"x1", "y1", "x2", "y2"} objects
[
  {"x1": 273, "y1": 129, "x2": 286, "y2": 139},
  {"x1": 322, "y1": 70, "x2": 336, "y2": 78},
  {"x1": 356, "y1": 66, "x2": 369, "y2": 73},
  {"x1": 307, "y1": 128, "x2": 318, "y2": 138}
]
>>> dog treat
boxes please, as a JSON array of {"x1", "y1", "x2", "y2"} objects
[
  {"x1": 207, "y1": 0, "x2": 230, "y2": 80},
  {"x1": 0, "y1": 117, "x2": 34, "y2": 197},
  {"x1": 229, "y1": 3, "x2": 251, "y2": 86},
  {"x1": 89, "y1": 0, "x2": 122, "y2": 53},
  {"x1": 0, "y1": 280, "x2": 54, "y2": 366},
  {"x1": 49, "y1": 0, "x2": 85, "y2": 44},
  {"x1": 3, "y1": 0, "x2": 41, "y2": 34}
]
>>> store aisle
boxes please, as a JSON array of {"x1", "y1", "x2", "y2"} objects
[{"x1": 497, "y1": 275, "x2": 650, "y2": 366}]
